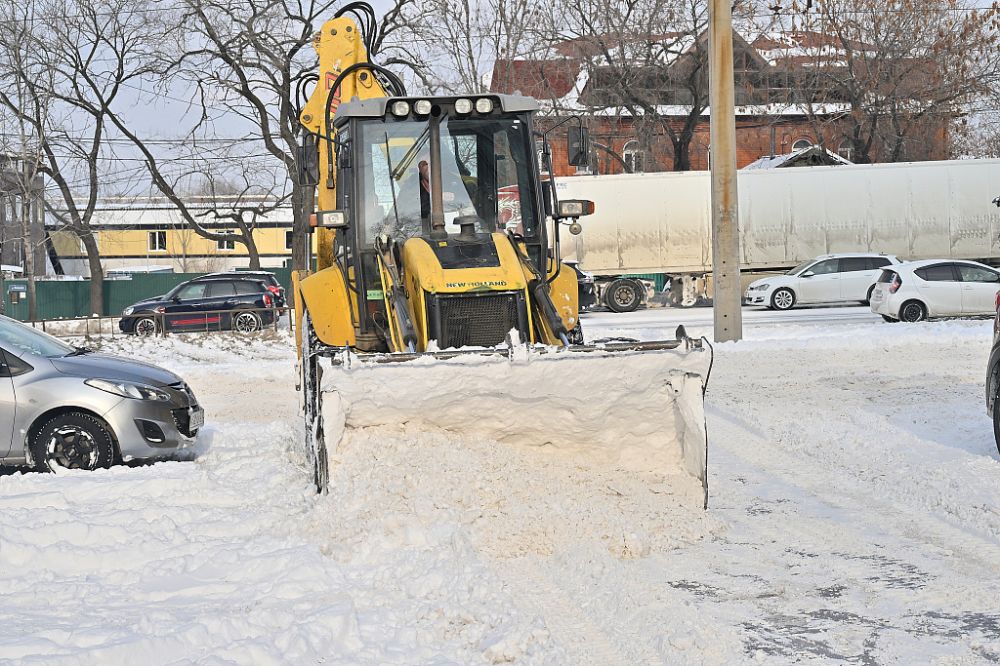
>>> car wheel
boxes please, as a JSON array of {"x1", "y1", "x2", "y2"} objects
[
  {"x1": 863, "y1": 285, "x2": 875, "y2": 305},
  {"x1": 881, "y1": 314, "x2": 899, "y2": 323},
  {"x1": 30, "y1": 412, "x2": 115, "y2": 472},
  {"x1": 233, "y1": 311, "x2": 262, "y2": 334},
  {"x1": 605, "y1": 279, "x2": 642, "y2": 313},
  {"x1": 770, "y1": 288, "x2": 796, "y2": 311},
  {"x1": 900, "y1": 300, "x2": 927, "y2": 323},
  {"x1": 134, "y1": 316, "x2": 157, "y2": 337},
  {"x1": 993, "y1": 390, "x2": 1000, "y2": 456}
]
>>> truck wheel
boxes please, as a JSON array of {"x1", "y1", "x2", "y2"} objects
[
  {"x1": 605, "y1": 279, "x2": 642, "y2": 313},
  {"x1": 900, "y1": 300, "x2": 927, "y2": 322},
  {"x1": 770, "y1": 288, "x2": 796, "y2": 311},
  {"x1": 30, "y1": 412, "x2": 116, "y2": 472}
]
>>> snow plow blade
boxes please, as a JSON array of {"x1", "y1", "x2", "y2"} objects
[{"x1": 306, "y1": 327, "x2": 713, "y2": 508}]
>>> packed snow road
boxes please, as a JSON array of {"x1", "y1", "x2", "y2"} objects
[{"x1": 0, "y1": 308, "x2": 998, "y2": 664}]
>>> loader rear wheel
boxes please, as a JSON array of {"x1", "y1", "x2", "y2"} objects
[{"x1": 605, "y1": 279, "x2": 642, "y2": 313}]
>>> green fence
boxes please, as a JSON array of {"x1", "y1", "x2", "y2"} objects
[{"x1": 2, "y1": 267, "x2": 295, "y2": 322}]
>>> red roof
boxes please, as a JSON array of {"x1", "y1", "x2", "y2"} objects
[{"x1": 489, "y1": 59, "x2": 580, "y2": 100}]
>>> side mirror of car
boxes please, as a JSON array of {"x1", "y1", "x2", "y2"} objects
[
  {"x1": 801, "y1": 271, "x2": 815, "y2": 278},
  {"x1": 171, "y1": 296, "x2": 181, "y2": 303}
]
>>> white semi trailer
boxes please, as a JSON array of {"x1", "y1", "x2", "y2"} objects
[{"x1": 557, "y1": 158, "x2": 1000, "y2": 310}]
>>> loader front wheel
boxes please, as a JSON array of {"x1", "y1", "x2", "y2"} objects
[
  {"x1": 567, "y1": 322, "x2": 585, "y2": 345},
  {"x1": 606, "y1": 279, "x2": 642, "y2": 313}
]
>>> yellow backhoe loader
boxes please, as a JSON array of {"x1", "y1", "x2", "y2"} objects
[{"x1": 293, "y1": 3, "x2": 714, "y2": 506}]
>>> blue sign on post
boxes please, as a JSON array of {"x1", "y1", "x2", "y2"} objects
[{"x1": 7, "y1": 284, "x2": 25, "y2": 293}]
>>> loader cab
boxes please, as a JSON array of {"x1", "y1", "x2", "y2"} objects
[{"x1": 329, "y1": 94, "x2": 550, "y2": 345}]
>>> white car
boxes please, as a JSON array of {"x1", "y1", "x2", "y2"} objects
[
  {"x1": 745, "y1": 253, "x2": 900, "y2": 310},
  {"x1": 870, "y1": 259, "x2": 1000, "y2": 322}
]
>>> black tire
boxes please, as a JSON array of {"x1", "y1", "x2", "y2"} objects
[
  {"x1": 605, "y1": 279, "x2": 642, "y2": 313},
  {"x1": 134, "y1": 316, "x2": 157, "y2": 337},
  {"x1": 232, "y1": 311, "x2": 262, "y2": 334},
  {"x1": 30, "y1": 412, "x2": 116, "y2": 472},
  {"x1": 993, "y1": 390, "x2": 1000, "y2": 456},
  {"x1": 770, "y1": 287, "x2": 796, "y2": 311},
  {"x1": 863, "y1": 285, "x2": 875, "y2": 305},
  {"x1": 899, "y1": 300, "x2": 927, "y2": 323},
  {"x1": 567, "y1": 321, "x2": 585, "y2": 345},
  {"x1": 882, "y1": 314, "x2": 899, "y2": 323}
]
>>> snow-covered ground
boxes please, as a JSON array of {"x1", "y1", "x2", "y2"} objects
[{"x1": 1, "y1": 308, "x2": 998, "y2": 664}]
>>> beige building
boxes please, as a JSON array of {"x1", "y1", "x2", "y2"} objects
[{"x1": 48, "y1": 198, "x2": 314, "y2": 275}]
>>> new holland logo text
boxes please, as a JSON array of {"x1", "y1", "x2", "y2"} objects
[{"x1": 445, "y1": 280, "x2": 508, "y2": 288}]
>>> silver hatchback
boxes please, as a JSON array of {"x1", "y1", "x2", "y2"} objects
[{"x1": 0, "y1": 316, "x2": 203, "y2": 471}]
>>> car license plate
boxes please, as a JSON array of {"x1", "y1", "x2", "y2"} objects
[{"x1": 189, "y1": 408, "x2": 205, "y2": 430}]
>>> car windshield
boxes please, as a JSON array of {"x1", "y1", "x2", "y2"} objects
[
  {"x1": 0, "y1": 315, "x2": 74, "y2": 358},
  {"x1": 787, "y1": 260, "x2": 814, "y2": 276}
]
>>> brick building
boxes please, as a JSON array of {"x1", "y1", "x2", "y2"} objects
[{"x1": 489, "y1": 30, "x2": 950, "y2": 175}]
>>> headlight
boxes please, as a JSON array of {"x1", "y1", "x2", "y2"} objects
[
  {"x1": 413, "y1": 99, "x2": 432, "y2": 115},
  {"x1": 390, "y1": 100, "x2": 410, "y2": 117},
  {"x1": 454, "y1": 98, "x2": 473, "y2": 114},
  {"x1": 85, "y1": 378, "x2": 172, "y2": 401},
  {"x1": 475, "y1": 97, "x2": 494, "y2": 114},
  {"x1": 756, "y1": 283, "x2": 769, "y2": 290},
  {"x1": 123, "y1": 306, "x2": 135, "y2": 316}
]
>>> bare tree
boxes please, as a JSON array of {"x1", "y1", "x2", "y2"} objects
[
  {"x1": 0, "y1": 0, "x2": 168, "y2": 316},
  {"x1": 100, "y1": 0, "x2": 423, "y2": 272},
  {"x1": 779, "y1": 0, "x2": 1000, "y2": 163}
]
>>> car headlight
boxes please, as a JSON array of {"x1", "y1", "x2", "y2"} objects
[
  {"x1": 123, "y1": 306, "x2": 135, "y2": 316},
  {"x1": 756, "y1": 283, "x2": 769, "y2": 290},
  {"x1": 85, "y1": 378, "x2": 172, "y2": 401}
]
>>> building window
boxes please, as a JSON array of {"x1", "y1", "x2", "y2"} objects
[
  {"x1": 217, "y1": 231, "x2": 235, "y2": 251},
  {"x1": 837, "y1": 139, "x2": 853, "y2": 161},
  {"x1": 623, "y1": 144, "x2": 645, "y2": 173},
  {"x1": 148, "y1": 231, "x2": 166, "y2": 252},
  {"x1": 792, "y1": 138, "x2": 812, "y2": 152},
  {"x1": 285, "y1": 230, "x2": 294, "y2": 250}
]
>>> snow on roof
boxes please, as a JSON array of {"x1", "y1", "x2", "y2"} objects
[{"x1": 743, "y1": 144, "x2": 854, "y2": 170}]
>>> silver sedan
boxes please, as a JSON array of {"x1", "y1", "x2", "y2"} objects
[{"x1": 0, "y1": 316, "x2": 203, "y2": 471}]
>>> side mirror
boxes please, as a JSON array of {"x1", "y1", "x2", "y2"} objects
[
  {"x1": 309, "y1": 210, "x2": 349, "y2": 232},
  {"x1": 556, "y1": 199, "x2": 595, "y2": 219},
  {"x1": 567, "y1": 126, "x2": 590, "y2": 167},
  {"x1": 801, "y1": 271, "x2": 815, "y2": 278},
  {"x1": 171, "y1": 295, "x2": 181, "y2": 303}
]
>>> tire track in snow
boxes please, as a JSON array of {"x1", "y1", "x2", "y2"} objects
[{"x1": 498, "y1": 557, "x2": 660, "y2": 666}]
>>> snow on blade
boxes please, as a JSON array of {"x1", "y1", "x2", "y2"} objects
[{"x1": 318, "y1": 345, "x2": 713, "y2": 506}]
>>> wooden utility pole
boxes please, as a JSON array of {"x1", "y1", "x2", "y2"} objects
[{"x1": 708, "y1": 0, "x2": 743, "y2": 342}]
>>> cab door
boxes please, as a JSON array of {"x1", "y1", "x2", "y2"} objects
[
  {"x1": 0, "y1": 348, "x2": 17, "y2": 457},
  {"x1": 796, "y1": 258, "x2": 842, "y2": 303},
  {"x1": 957, "y1": 264, "x2": 1000, "y2": 315}
]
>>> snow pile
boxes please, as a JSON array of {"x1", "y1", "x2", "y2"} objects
[
  {"x1": 1, "y1": 312, "x2": 997, "y2": 663},
  {"x1": 320, "y1": 345, "x2": 712, "y2": 504}
]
